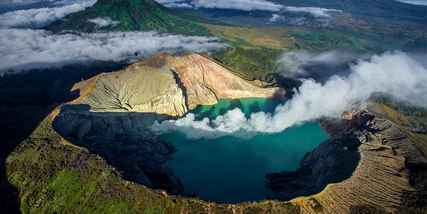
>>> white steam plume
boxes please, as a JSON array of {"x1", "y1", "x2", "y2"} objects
[{"x1": 152, "y1": 52, "x2": 427, "y2": 139}]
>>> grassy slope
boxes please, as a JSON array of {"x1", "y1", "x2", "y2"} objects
[
  {"x1": 206, "y1": 25, "x2": 296, "y2": 82},
  {"x1": 204, "y1": 23, "x2": 399, "y2": 82},
  {"x1": 208, "y1": 24, "x2": 427, "y2": 84},
  {"x1": 6, "y1": 113, "x2": 300, "y2": 213},
  {"x1": 48, "y1": 0, "x2": 208, "y2": 36}
]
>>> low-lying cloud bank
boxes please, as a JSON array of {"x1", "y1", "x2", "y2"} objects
[
  {"x1": 152, "y1": 52, "x2": 427, "y2": 139},
  {"x1": 0, "y1": 0, "x2": 97, "y2": 28},
  {"x1": 277, "y1": 50, "x2": 364, "y2": 78},
  {"x1": 155, "y1": 0, "x2": 341, "y2": 17},
  {"x1": 88, "y1": 17, "x2": 119, "y2": 27},
  {"x1": 155, "y1": 0, "x2": 283, "y2": 11},
  {"x1": 155, "y1": 0, "x2": 193, "y2": 8},
  {"x1": 396, "y1": 0, "x2": 427, "y2": 6},
  {"x1": 283, "y1": 6, "x2": 341, "y2": 18},
  {"x1": 0, "y1": 29, "x2": 225, "y2": 73},
  {"x1": 0, "y1": 0, "x2": 226, "y2": 74},
  {"x1": 191, "y1": 0, "x2": 283, "y2": 11},
  {"x1": 0, "y1": 0, "x2": 54, "y2": 5}
]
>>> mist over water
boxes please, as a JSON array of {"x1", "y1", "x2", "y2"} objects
[
  {"x1": 162, "y1": 99, "x2": 329, "y2": 203},
  {"x1": 152, "y1": 51, "x2": 427, "y2": 139}
]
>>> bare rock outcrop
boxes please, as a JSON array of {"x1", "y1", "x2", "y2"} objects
[
  {"x1": 80, "y1": 63, "x2": 188, "y2": 117},
  {"x1": 267, "y1": 108, "x2": 427, "y2": 213},
  {"x1": 72, "y1": 53, "x2": 278, "y2": 117},
  {"x1": 163, "y1": 54, "x2": 278, "y2": 109}
]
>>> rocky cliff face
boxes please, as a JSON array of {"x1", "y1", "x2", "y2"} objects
[
  {"x1": 163, "y1": 54, "x2": 279, "y2": 109},
  {"x1": 80, "y1": 64, "x2": 188, "y2": 117},
  {"x1": 52, "y1": 53, "x2": 279, "y2": 197},
  {"x1": 72, "y1": 53, "x2": 278, "y2": 117},
  {"x1": 267, "y1": 105, "x2": 427, "y2": 213}
]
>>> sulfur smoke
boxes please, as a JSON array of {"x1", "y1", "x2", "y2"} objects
[{"x1": 152, "y1": 52, "x2": 427, "y2": 139}]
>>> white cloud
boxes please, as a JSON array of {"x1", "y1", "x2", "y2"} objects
[
  {"x1": 152, "y1": 52, "x2": 427, "y2": 139},
  {"x1": 396, "y1": 0, "x2": 427, "y2": 6},
  {"x1": 155, "y1": 0, "x2": 341, "y2": 17},
  {"x1": 191, "y1": 0, "x2": 283, "y2": 11},
  {"x1": 0, "y1": 0, "x2": 96, "y2": 28},
  {"x1": 0, "y1": 0, "x2": 225, "y2": 73},
  {"x1": 0, "y1": 29, "x2": 225, "y2": 73},
  {"x1": 269, "y1": 14, "x2": 283, "y2": 22},
  {"x1": 155, "y1": 0, "x2": 193, "y2": 8},
  {"x1": 0, "y1": 0, "x2": 55, "y2": 4},
  {"x1": 283, "y1": 6, "x2": 342, "y2": 18},
  {"x1": 0, "y1": 0, "x2": 90, "y2": 5},
  {"x1": 155, "y1": 0, "x2": 283, "y2": 11},
  {"x1": 277, "y1": 50, "x2": 361, "y2": 77},
  {"x1": 88, "y1": 17, "x2": 119, "y2": 27}
]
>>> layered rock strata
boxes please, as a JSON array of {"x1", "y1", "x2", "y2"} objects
[
  {"x1": 162, "y1": 54, "x2": 278, "y2": 109},
  {"x1": 267, "y1": 107, "x2": 427, "y2": 213},
  {"x1": 75, "y1": 53, "x2": 278, "y2": 117}
]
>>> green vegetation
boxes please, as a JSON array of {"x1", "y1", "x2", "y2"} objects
[
  {"x1": 7, "y1": 117, "x2": 135, "y2": 213},
  {"x1": 48, "y1": 0, "x2": 208, "y2": 35},
  {"x1": 205, "y1": 25, "x2": 297, "y2": 82},
  {"x1": 205, "y1": 25, "x2": 296, "y2": 49},
  {"x1": 209, "y1": 25, "x2": 427, "y2": 83},
  {"x1": 205, "y1": 23, "x2": 427, "y2": 82},
  {"x1": 213, "y1": 47, "x2": 282, "y2": 81},
  {"x1": 288, "y1": 29, "x2": 372, "y2": 52}
]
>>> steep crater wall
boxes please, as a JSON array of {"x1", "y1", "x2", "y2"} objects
[
  {"x1": 52, "y1": 53, "x2": 280, "y2": 197},
  {"x1": 267, "y1": 108, "x2": 427, "y2": 213}
]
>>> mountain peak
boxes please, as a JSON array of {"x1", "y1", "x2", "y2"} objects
[{"x1": 48, "y1": 0, "x2": 208, "y2": 35}]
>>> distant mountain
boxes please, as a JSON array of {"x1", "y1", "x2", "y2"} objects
[{"x1": 47, "y1": 0, "x2": 209, "y2": 35}]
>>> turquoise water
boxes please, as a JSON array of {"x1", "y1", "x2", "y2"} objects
[{"x1": 160, "y1": 99, "x2": 329, "y2": 203}]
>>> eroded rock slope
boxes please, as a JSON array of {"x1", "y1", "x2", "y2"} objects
[
  {"x1": 267, "y1": 105, "x2": 427, "y2": 213},
  {"x1": 74, "y1": 53, "x2": 278, "y2": 117}
]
